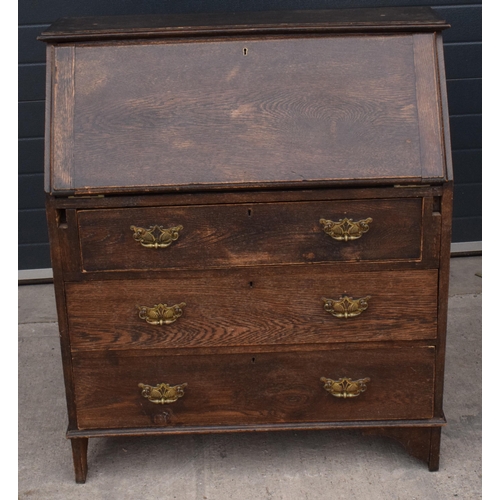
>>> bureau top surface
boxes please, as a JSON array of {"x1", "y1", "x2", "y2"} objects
[
  {"x1": 39, "y1": 8, "x2": 448, "y2": 42},
  {"x1": 43, "y1": 8, "x2": 451, "y2": 196}
]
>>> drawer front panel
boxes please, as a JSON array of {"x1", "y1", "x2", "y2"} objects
[
  {"x1": 77, "y1": 198, "x2": 424, "y2": 272},
  {"x1": 73, "y1": 347, "x2": 435, "y2": 430},
  {"x1": 66, "y1": 268, "x2": 438, "y2": 351}
]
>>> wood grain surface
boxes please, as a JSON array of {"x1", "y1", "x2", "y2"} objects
[
  {"x1": 66, "y1": 268, "x2": 438, "y2": 350},
  {"x1": 78, "y1": 198, "x2": 424, "y2": 272},
  {"x1": 72, "y1": 346, "x2": 435, "y2": 429},
  {"x1": 47, "y1": 35, "x2": 443, "y2": 194},
  {"x1": 51, "y1": 46, "x2": 75, "y2": 191},
  {"x1": 413, "y1": 34, "x2": 444, "y2": 181}
]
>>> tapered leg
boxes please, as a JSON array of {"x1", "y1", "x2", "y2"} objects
[
  {"x1": 428, "y1": 427, "x2": 442, "y2": 471},
  {"x1": 71, "y1": 437, "x2": 89, "y2": 483}
]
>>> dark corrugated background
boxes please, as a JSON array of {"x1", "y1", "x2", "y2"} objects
[{"x1": 18, "y1": 0, "x2": 482, "y2": 269}]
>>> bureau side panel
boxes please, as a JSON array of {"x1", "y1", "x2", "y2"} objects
[
  {"x1": 45, "y1": 196, "x2": 78, "y2": 427},
  {"x1": 434, "y1": 182, "x2": 453, "y2": 415},
  {"x1": 51, "y1": 45, "x2": 75, "y2": 192},
  {"x1": 433, "y1": 33, "x2": 453, "y2": 416},
  {"x1": 44, "y1": 45, "x2": 54, "y2": 194},
  {"x1": 413, "y1": 33, "x2": 445, "y2": 181}
]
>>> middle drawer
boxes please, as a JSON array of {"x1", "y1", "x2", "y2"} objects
[{"x1": 66, "y1": 267, "x2": 438, "y2": 351}]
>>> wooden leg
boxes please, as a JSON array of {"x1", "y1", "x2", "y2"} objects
[
  {"x1": 428, "y1": 427, "x2": 442, "y2": 471},
  {"x1": 71, "y1": 437, "x2": 89, "y2": 483},
  {"x1": 362, "y1": 427, "x2": 442, "y2": 471}
]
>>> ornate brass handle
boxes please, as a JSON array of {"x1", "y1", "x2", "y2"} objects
[
  {"x1": 138, "y1": 382, "x2": 187, "y2": 404},
  {"x1": 137, "y1": 302, "x2": 186, "y2": 325},
  {"x1": 322, "y1": 295, "x2": 370, "y2": 319},
  {"x1": 130, "y1": 224, "x2": 183, "y2": 248},
  {"x1": 319, "y1": 217, "x2": 372, "y2": 241},
  {"x1": 320, "y1": 377, "x2": 370, "y2": 398}
]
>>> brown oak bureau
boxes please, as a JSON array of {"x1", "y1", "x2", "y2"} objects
[{"x1": 40, "y1": 7, "x2": 453, "y2": 483}]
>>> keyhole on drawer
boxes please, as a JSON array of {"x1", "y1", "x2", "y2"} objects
[
  {"x1": 243, "y1": 47, "x2": 248, "y2": 56},
  {"x1": 248, "y1": 209, "x2": 252, "y2": 217},
  {"x1": 249, "y1": 281, "x2": 253, "y2": 288},
  {"x1": 251, "y1": 357, "x2": 256, "y2": 364}
]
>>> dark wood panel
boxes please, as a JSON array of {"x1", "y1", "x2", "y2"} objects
[
  {"x1": 18, "y1": 209, "x2": 49, "y2": 244},
  {"x1": 450, "y1": 115, "x2": 482, "y2": 150},
  {"x1": 443, "y1": 44, "x2": 481, "y2": 79},
  {"x1": 52, "y1": 46, "x2": 75, "y2": 191},
  {"x1": 433, "y1": 6, "x2": 481, "y2": 43},
  {"x1": 19, "y1": 138, "x2": 44, "y2": 175},
  {"x1": 18, "y1": 101, "x2": 45, "y2": 139},
  {"x1": 18, "y1": 174, "x2": 45, "y2": 210},
  {"x1": 62, "y1": 261, "x2": 441, "y2": 283},
  {"x1": 413, "y1": 34, "x2": 443, "y2": 180},
  {"x1": 54, "y1": 186, "x2": 444, "y2": 208},
  {"x1": 44, "y1": 45, "x2": 53, "y2": 195},
  {"x1": 72, "y1": 346, "x2": 436, "y2": 429},
  {"x1": 68, "y1": 340, "x2": 439, "y2": 358},
  {"x1": 447, "y1": 79, "x2": 481, "y2": 116},
  {"x1": 19, "y1": 64, "x2": 46, "y2": 101},
  {"x1": 451, "y1": 216, "x2": 481, "y2": 243},
  {"x1": 66, "y1": 269, "x2": 438, "y2": 350},
  {"x1": 78, "y1": 198, "x2": 425, "y2": 272},
  {"x1": 39, "y1": 7, "x2": 447, "y2": 42},
  {"x1": 433, "y1": 182, "x2": 452, "y2": 414},
  {"x1": 435, "y1": 34, "x2": 453, "y2": 187},
  {"x1": 67, "y1": 420, "x2": 445, "y2": 440},
  {"x1": 44, "y1": 199, "x2": 79, "y2": 426},
  {"x1": 452, "y1": 150, "x2": 482, "y2": 185},
  {"x1": 49, "y1": 35, "x2": 432, "y2": 193}
]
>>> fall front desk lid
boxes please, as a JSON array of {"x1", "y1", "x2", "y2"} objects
[{"x1": 42, "y1": 12, "x2": 448, "y2": 195}]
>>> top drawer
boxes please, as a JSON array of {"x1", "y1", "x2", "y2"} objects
[{"x1": 78, "y1": 198, "x2": 426, "y2": 272}]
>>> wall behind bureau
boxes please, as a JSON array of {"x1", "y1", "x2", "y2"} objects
[{"x1": 18, "y1": 0, "x2": 482, "y2": 270}]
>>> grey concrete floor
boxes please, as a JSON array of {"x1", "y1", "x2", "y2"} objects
[{"x1": 18, "y1": 257, "x2": 482, "y2": 499}]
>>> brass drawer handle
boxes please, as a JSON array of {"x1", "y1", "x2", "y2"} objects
[
  {"x1": 322, "y1": 295, "x2": 371, "y2": 319},
  {"x1": 130, "y1": 224, "x2": 183, "y2": 248},
  {"x1": 138, "y1": 382, "x2": 187, "y2": 404},
  {"x1": 320, "y1": 376, "x2": 370, "y2": 398},
  {"x1": 319, "y1": 217, "x2": 372, "y2": 241},
  {"x1": 137, "y1": 302, "x2": 186, "y2": 325}
]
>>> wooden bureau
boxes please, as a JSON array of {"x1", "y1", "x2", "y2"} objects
[{"x1": 40, "y1": 7, "x2": 453, "y2": 483}]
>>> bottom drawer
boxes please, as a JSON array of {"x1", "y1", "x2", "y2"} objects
[{"x1": 73, "y1": 347, "x2": 435, "y2": 430}]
